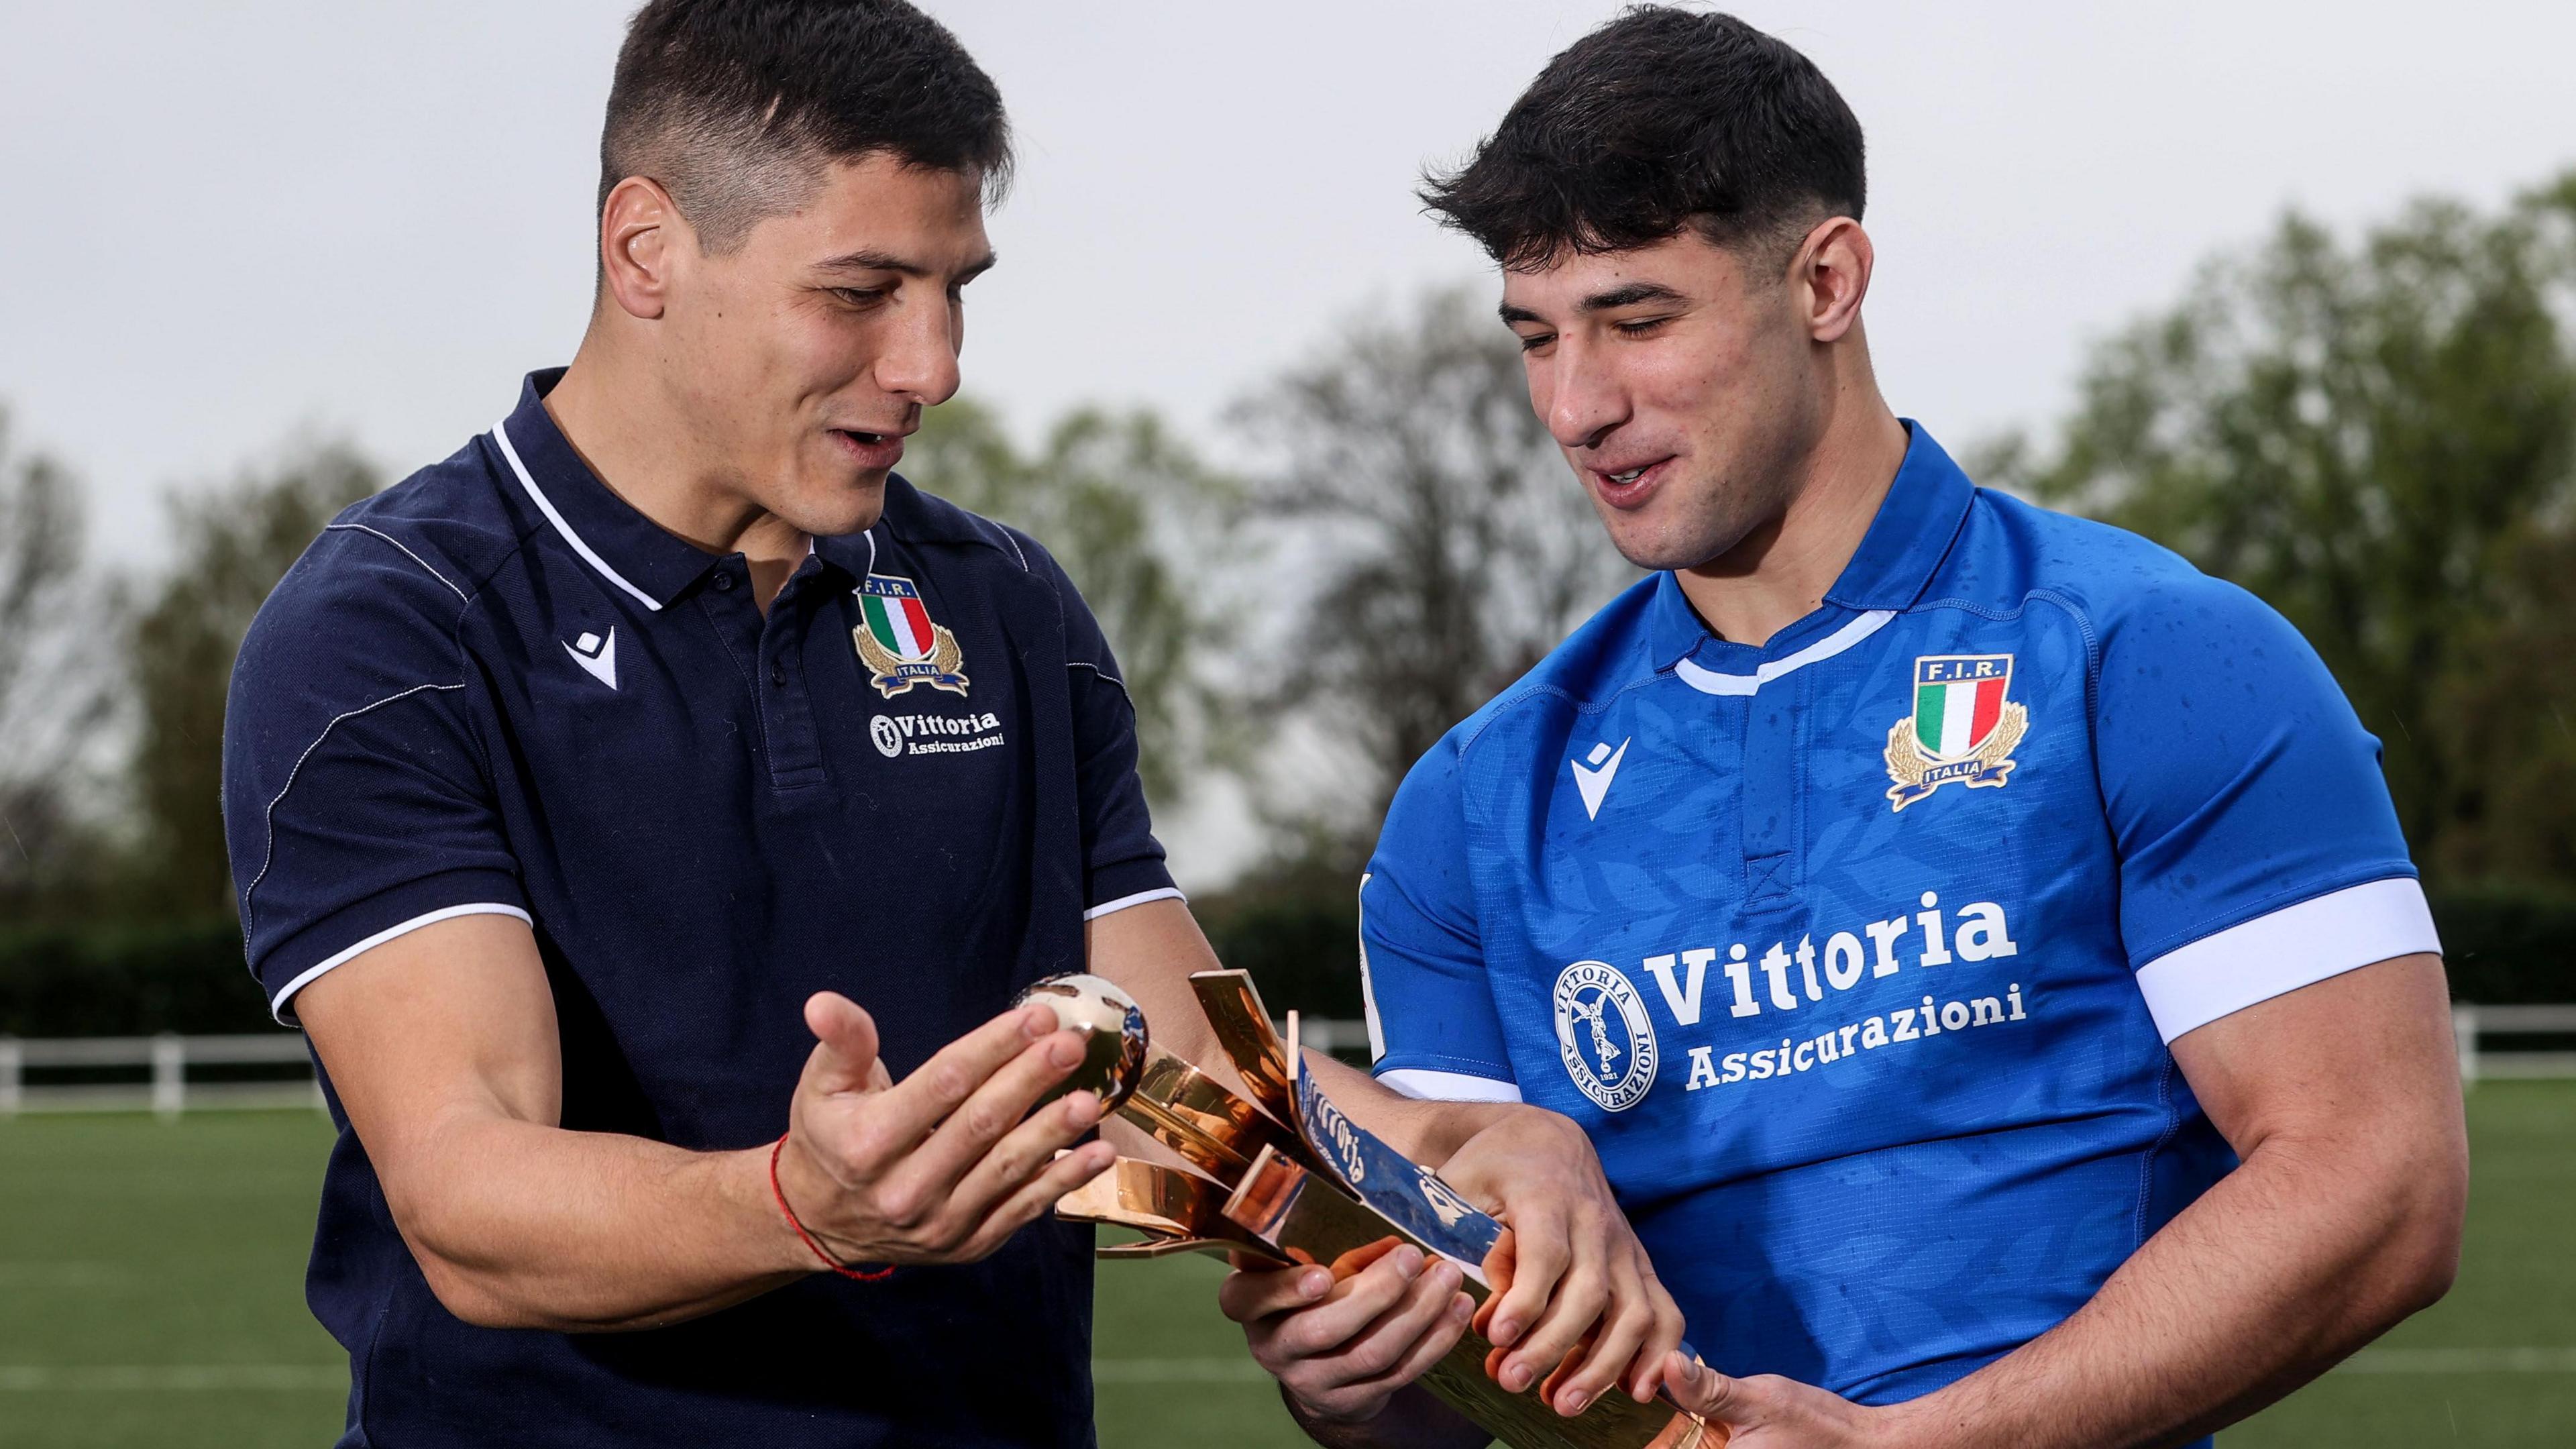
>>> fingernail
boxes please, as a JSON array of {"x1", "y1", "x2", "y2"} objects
[
  {"x1": 1393, "y1": 1246, "x2": 1424, "y2": 1276},
  {"x1": 1300, "y1": 1269, "x2": 1330, "y2": 1299},
  {"x1": 1428, "y1": 1262, "x2": 1460, "y2": 1292},
  {"x1": 1023, "y1": 1006, "x2": 1053, "y2": 1037},
  {"x1": 1676, "y1": 1356, "x2": 1700, "y2": 1384},
  {"x1": 1502, "y1": 1362, "x2": 1532, "y2": 1392},
  {"x1": 1449, "y1": 1294, "x2": 1472, "y2": 1323},
  {"x1": 1063, "y1": 1090, "x2": 1100, "y2": 1126},
  {"x1": 1560, "y1": 1388, "x2": 1591, "y2": 1415},
  {"x1": 1490, "y1": 1318, "x2": 1519, "y2": 1347}
]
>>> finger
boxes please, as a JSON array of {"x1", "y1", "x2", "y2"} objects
[
  {"x1": 1346, "y1": 1289, "x2": 1475, "y2": 1396},
  {"x1": 1485, "y1": 1201, "x2": 1569, "y2": 1351},
  {"x1": 1661, "y1": 1352, "x2": 1760, "y2": 1423},
  {"x1": 1220, "y1": 1263, "x2": 1336, "y2": 1324},
  {"x1": 1321, "y1": 1261, "x2": 1472, "y2": 1387},
  {"x1": 869, "y1": 1004, "x2": 1059, "y2": 1146},
  {"x1": 883, "y1": 1026, "x2": 1092, "y2": 1205},
  {"x1": 934, "y1": 1083, "x2": 1108, "y2": 1232},
  {"x1": 799, "y1": 993, "x2": 885, "y2": 1097},
  {"x1": 1470, "y1": 1229, "x2": 1517, "y2": 1340},
  {"x1": 1627, "y1": 1266, "x2": 1687, "y2": 1402},
  {"x1": 955, "y1": 1137, "x2": 1120, "y2": 1261},
  {"x1": 1497, "y1": 1243, "x2": 1607, "y2": 1396},
  {"x1": 1549, "y1": 1263, "x2": 1654, "y2": 1416},
  {"x1": 1272, "y1": 1246, "x2": 1432, "y2": 1362}
]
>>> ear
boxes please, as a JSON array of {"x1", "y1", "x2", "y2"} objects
[
  {"x1": 1793, "y1": 215, "x2": 1874, "y2": 345},
  {"x1": 598, "y1": 176, "x2": 689, "y2": 321}
]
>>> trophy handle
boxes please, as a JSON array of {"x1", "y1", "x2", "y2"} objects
[{"x1": 1187, "y1": 968, "x2": 1297, "y2": 1124}]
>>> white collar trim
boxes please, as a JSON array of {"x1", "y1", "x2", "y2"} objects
[{"x1": 1673, "y1": 608, "x2": 1896, "y2": 696}]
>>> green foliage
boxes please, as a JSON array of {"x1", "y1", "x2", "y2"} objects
[
  {"x1": 904, "y1": 397, "x2": 1239, "y2": 806},
  {"x1": 1998, "y1": 172, "x2": 2576, "y2": 886},
  {"x1": 127, "y1": 447, "x2": 378, "y2": 919},
  {"x1": 1234, "y1": 286, "x2": 1639, "y2": 850},
  {"x1": 0, "y1": 920, "x2": 268, "y2": 1036}
]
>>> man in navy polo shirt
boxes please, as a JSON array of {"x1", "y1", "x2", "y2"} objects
[
  {"x1": 222, "y1": 4, "x2": 1680, "y2": 1445},
  {"x1": 1227, "y1": 11, "x2": 2471, "y2": 1449}
]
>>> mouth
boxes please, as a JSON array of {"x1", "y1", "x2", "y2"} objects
[
  {"x1": 828, "y1": 427, "x2": 909, "y2": 470},
  {"x1": 1589, "y1": 455, "x2": 1675, "y2": 510}
]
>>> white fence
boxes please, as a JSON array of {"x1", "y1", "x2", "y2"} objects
[{"x1": 0, "y1": 1008, "x2": 2559, "y2": 1118}]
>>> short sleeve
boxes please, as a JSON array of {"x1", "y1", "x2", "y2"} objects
[
  {"x1": 1359, "y1": 739, "x2": 1519, "y2": 1102},
  {"x1": 2096, "y1": 573, "x2": 2437, "y2": 1042},
  {"x1": 1021, "y1": 537, "x2": 1177, "y2": 920},
  {"x1": 223, "y1": 541, "x2": 526, "y2": 1024}
]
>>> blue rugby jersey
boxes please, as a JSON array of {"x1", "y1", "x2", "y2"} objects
[
  {"x1": 1359, "y1": 423, "x2": 2436, "y2": 1409},
  {"x1": 222, "y1": 372, "x2": 1176, "y2": 1448}
]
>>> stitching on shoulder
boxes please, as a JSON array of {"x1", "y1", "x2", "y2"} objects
[
  {"x1": 239, "y1": 682, "x2": 466, "y2": 940},
  {"x1": 1066, "y1": 659, "x2": 1128, "y2": 696},
  {"x1": 325, "y1": 523, "x2": 469, "y2": 602}
]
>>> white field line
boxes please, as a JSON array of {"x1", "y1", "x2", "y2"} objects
[{"x1": 0, "y1": 1348, "x2": 2565, "y2": 1392}]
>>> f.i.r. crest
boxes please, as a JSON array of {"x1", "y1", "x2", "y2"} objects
[
  {"x1": 1884, "y1": 653, "x2": 2027, "y2": 811},
  {"x1": 853, "y1": 574, "x2": 969, "y2": 698}
]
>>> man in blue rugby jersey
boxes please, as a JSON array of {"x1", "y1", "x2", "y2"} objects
[{"x1": 1224, "y1": 10, "x2": 2467, "y2": 1447}]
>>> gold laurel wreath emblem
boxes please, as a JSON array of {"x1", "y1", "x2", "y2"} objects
[
  {"x1": 1883, "y1": 700, "x2": 2028, "y2": 811},
  {"x1": 853, "y1": 621, "x2": 970, "y2": 699}
]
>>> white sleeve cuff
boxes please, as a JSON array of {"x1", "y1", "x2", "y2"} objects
[
  {"x1": 1081, "y1": 886, "x2": 1186, "y2": 922},
  {"x1": 1375, "y1": 1068, "x2": 1523, "y2": 1104},
  {"x1": 270, "y1": 902, "x2": 534, "y2": 1026},
  {"x1": 2134, "y1": 877, "x2": 2441, "y2": 1043}
]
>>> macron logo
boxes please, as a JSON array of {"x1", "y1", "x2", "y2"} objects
[
  {"x1": 564, "y1": 628, "x2": 618, "y2": 690},
  {"x1": 1570, "y1": 737, "x2": 1629, "y2": 820}
]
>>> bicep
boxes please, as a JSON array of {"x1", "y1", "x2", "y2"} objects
[
  {"x1": 298, "y1": 913, "x2": 564, "y2": 1183},
  {"x1": 2167, "y1": 951, "x2": 2459, "y2": 1158}
]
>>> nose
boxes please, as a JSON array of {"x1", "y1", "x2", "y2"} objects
[
  {"x1": 874, "y1": 288, "x2": 963, "y2": 408},
  {"x1": 1538, "y1": 337, "x2": 1627, "y2": 454}
]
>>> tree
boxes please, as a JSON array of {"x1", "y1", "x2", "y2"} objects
[
  {"x1": 128, "y1": 444, "x2": 379, "y2": 919},
  {"x1": 1233, "y1": 285, "x2": 1638, "y2": 850},
  {"x1": 0, "y1": 410, "x2": 119, "y2": 920},
  {"x1": 902, "y1": 398, "x2": 1239, "y2": 807},
  {"x1": 1994, "y1": 171, "x2": 2576, "y2": 884}
]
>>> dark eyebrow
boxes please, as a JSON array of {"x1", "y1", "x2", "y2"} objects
[
  {"x1": 1578, "y1": 282, "x2": 1683, "y2": 313},
  {"x1": 1498, "y1": 281, "x2": 1684, "y2": 329},
  {"x1": 816, "y1": 248, "x2": 999, "y2": 285}
]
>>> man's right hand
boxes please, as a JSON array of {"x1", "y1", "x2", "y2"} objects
[{"x1": 771, "y1": 991, "x2": 1118, "y2": 1268}]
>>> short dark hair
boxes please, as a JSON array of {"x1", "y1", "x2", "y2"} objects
[
  {"x1": 1421, "y1": 7, "x2": 1864, "y2": 270},
  {"x1": 600, "y1": 0, "x2": 1012, "y2": 254}
]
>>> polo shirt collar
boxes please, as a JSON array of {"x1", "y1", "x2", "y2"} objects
[
  {"x1": 490, "y1": 370, "x2": 728, "y2": 611},
  {"x1": 1647, "y1": 420, "x2": 1976, "y2": 669}
]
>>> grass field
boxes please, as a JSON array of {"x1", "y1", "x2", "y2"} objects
[{"x1": 0, "y1": 1085, "x2": 2568, "y2": 1447}]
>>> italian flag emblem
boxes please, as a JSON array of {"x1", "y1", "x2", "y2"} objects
[
  {"x1": 1884, "y1": 653, "x2": 2028, "y2": 811},
  {"x1": 853, "y1": 574, "x2": 970, "y2": 698}
]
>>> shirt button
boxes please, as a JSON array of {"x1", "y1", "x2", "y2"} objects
[
  {"x1": 771, "y1": 662, "x2": 788, "y2": 686},
  {"x1": 712, "y1": 571, "x2": 735, "y2": 591}
]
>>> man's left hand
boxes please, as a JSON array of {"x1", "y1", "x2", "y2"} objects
[
  {"x1": 1437, "y1": 1107, "x2": 1685, "y2": 1415},
  {"x1": 1659, "y1": 1353, "x2": 1892, "y2": 1446}
]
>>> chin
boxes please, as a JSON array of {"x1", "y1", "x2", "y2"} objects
[{"x1": 783, "y1": 470, "x2": 888, "y2": 540}]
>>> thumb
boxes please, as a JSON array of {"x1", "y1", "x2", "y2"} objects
[
  {"x1": 1662, "y1": 1351, "x2": 1760, "y2": 1424},
  {"x1": 801, "y1": 991, "x2": 885, "y2": 1096}
]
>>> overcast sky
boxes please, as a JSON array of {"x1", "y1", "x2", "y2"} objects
[{"x1": 3, "y1": 1, "x2": 2569, "y2": 879}]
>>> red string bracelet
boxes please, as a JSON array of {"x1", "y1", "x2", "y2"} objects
[{"x1": 769, "y1": 1133, "x2": 896, "y2": 1282}]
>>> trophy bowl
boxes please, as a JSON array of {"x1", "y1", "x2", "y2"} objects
[{"x1": 1014, "y1": 972, "x2": 1150, "y2": 1113}]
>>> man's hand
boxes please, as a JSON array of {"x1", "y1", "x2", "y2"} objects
[
  {"x1": 1441, "y1": 1108, "x2": 1686, "y2": 1413},
  {"x1": 1656, "y1": 1354, "x2": 1884, "y2": 1446},
  {"x1": 772, "y1": 991, "x2": 1118, "y2": 1267},
  {"x1": 1220, "y1": 1242, "x2": 1479, "y2": 1432}
]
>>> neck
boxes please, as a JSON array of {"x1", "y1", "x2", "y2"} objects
[
  {"x1": 543, "y1": 323, "x2": 810, "y2": 607},
  {"x1": 1674, "y1": 361, "x2": 1908, "y2": 648}
]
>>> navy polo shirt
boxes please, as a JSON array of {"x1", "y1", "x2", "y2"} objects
[{"x1": 221, "y1": 370, "x2": 1177, "y2": 1448}]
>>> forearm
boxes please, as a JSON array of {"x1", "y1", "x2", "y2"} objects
[
  {"x1": 1283, "y1": 1381, "x2": 1489, "y2": 1449},
  {"x1": 392, "y1": 1112, "x2": 812, "y2": 1332},
  {"x1": 1303, "y1": 1053, "x2": 1515, "y2": 1166},
  {"x1": 1886, "y1": 1132, "x2": 2462, "y2": 1449}
]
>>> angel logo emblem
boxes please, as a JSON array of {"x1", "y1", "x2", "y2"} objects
[
  {"x1": 853, "y1": 574, "x2": 969, "y2": 699},
  {"x1": 1884, "y1": 653, "x2": 2028, "y2": 811},
  {"x1": 1552, "y1": 960, "x2": 1657, "y2": 1112}
]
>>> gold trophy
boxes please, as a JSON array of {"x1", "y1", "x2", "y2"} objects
[{"x1": 1020, "y1": 971, "x2": 1714, "y2": 1449}]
